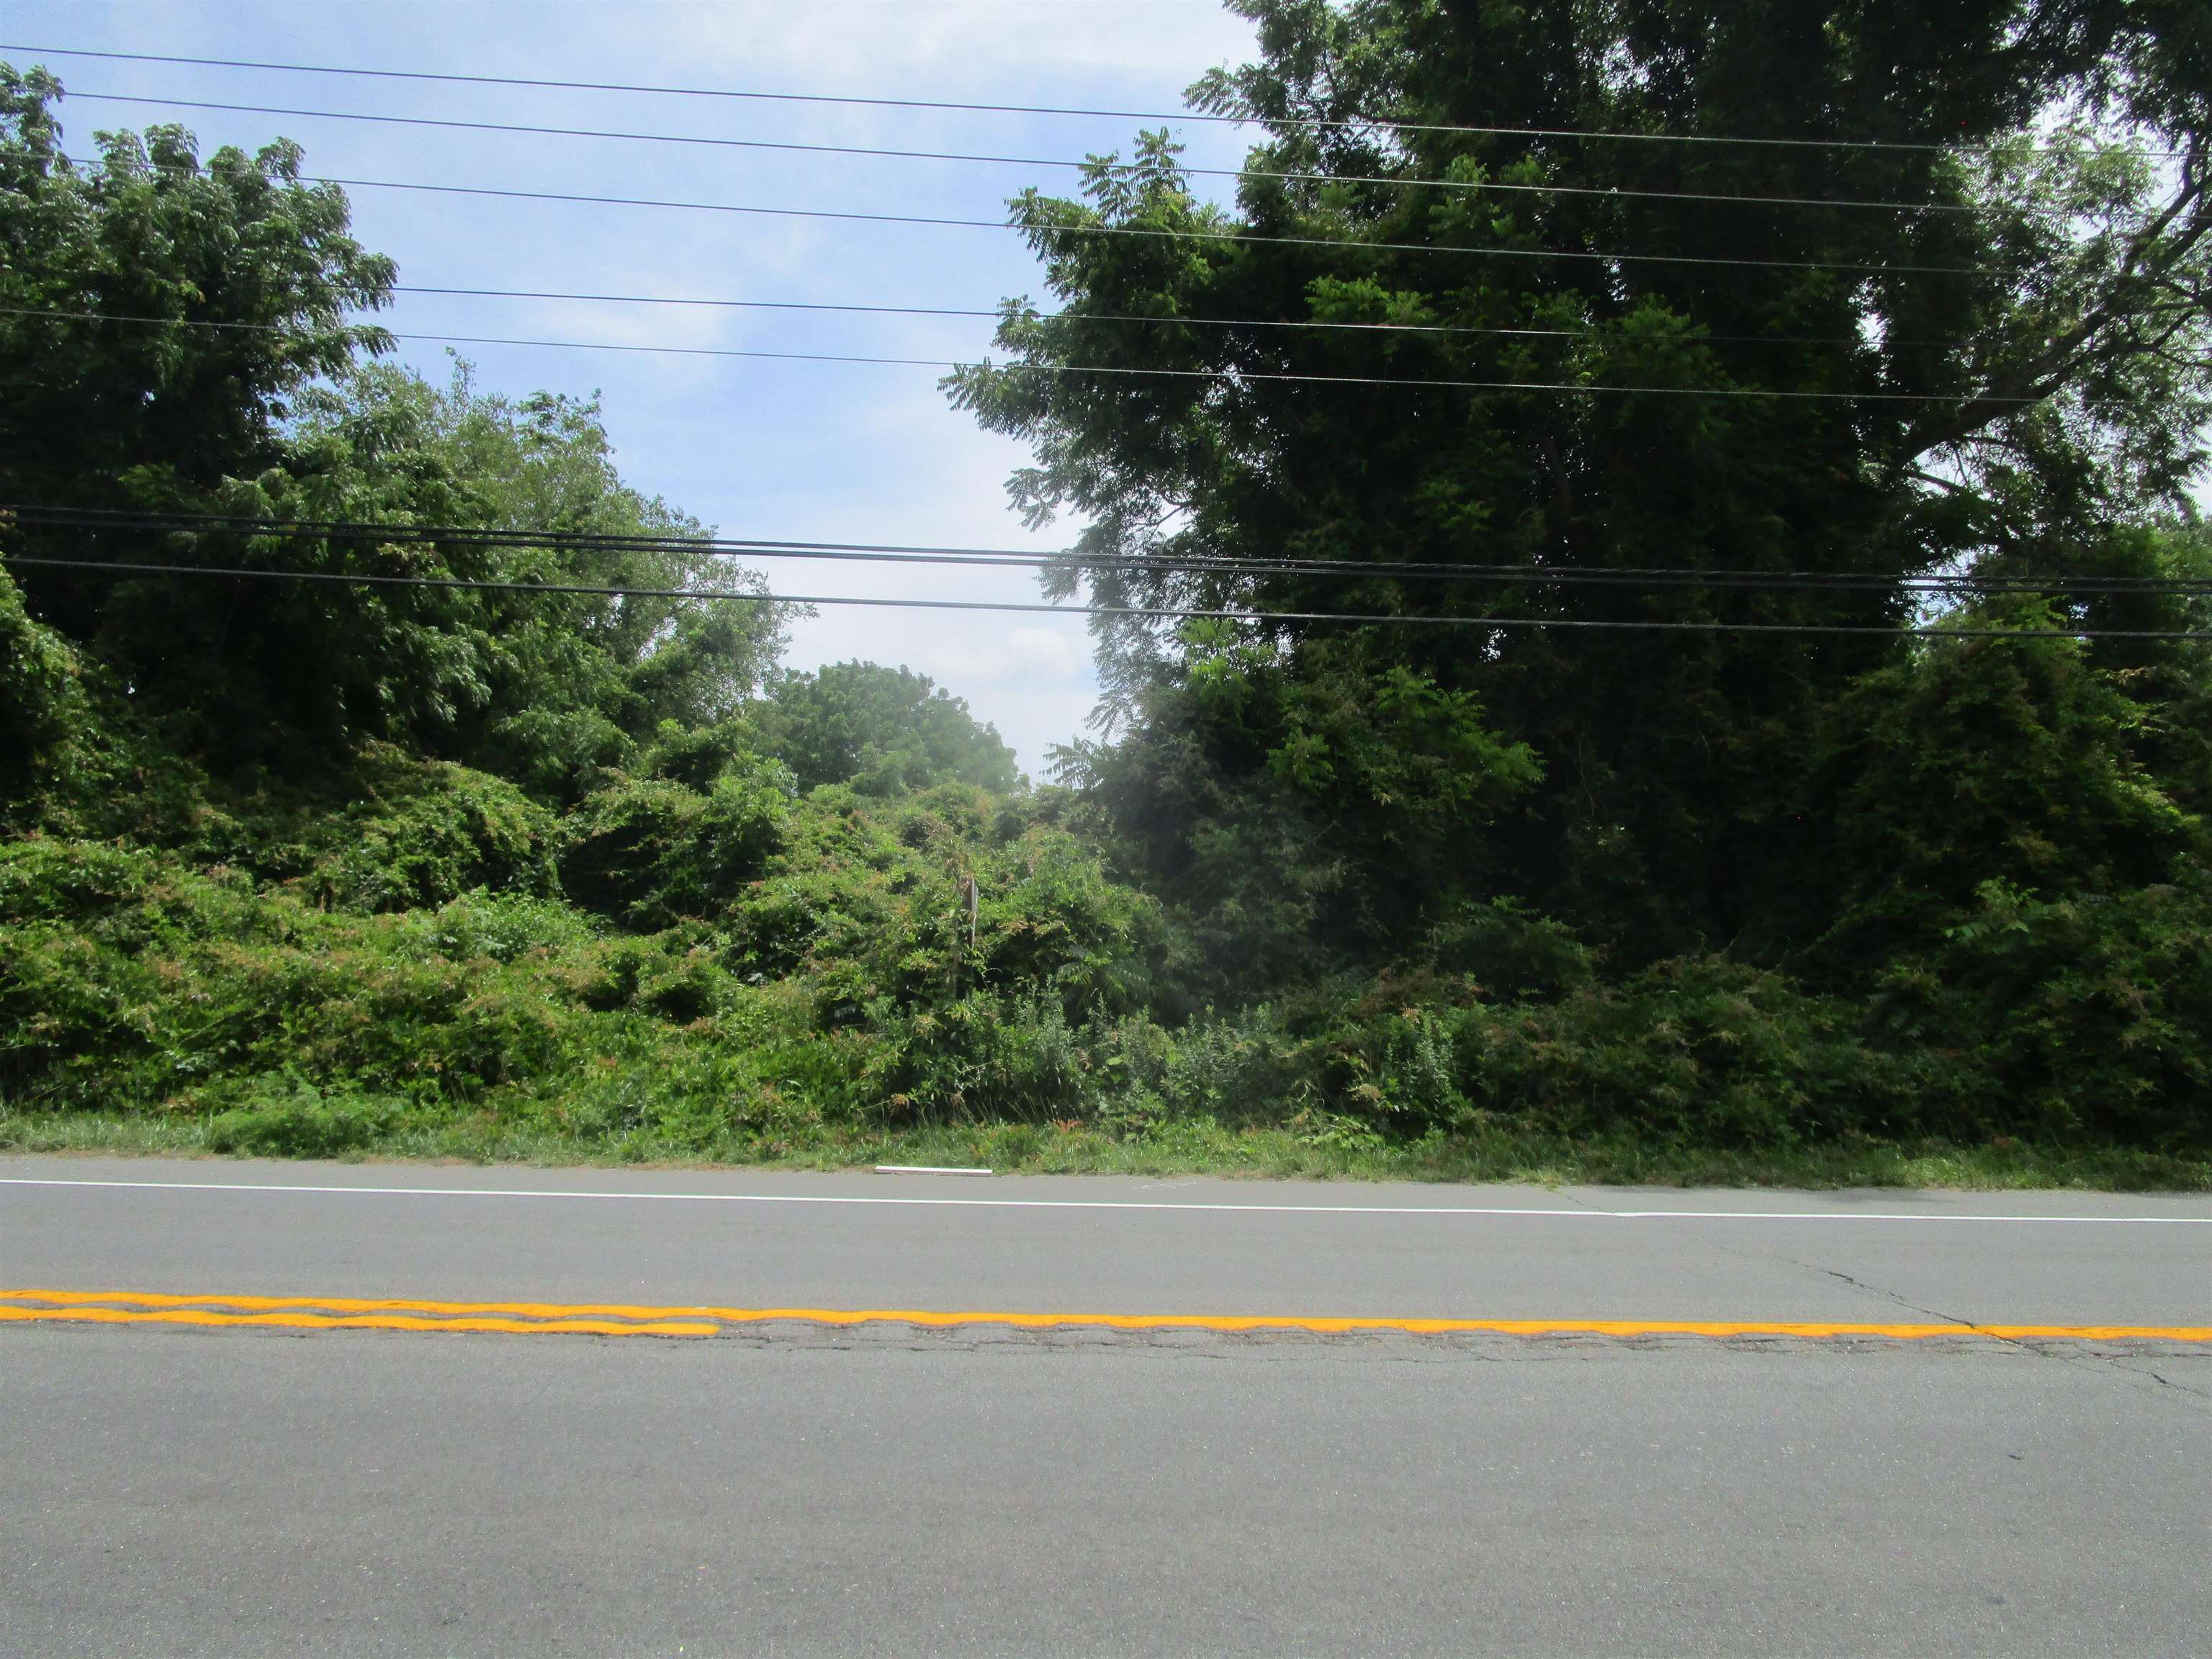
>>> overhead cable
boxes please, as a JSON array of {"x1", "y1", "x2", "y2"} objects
[
  {"x1": 53, "y1": 156, "x2": 2008, "y2": 276},
  {"x1": 62, "y1": 90, "x2": 1997, "y2": 214},
  {"x1": 10, "y1": 554, "x2": 2210, "y2": 639},
  {"x1": 0, "y1": 306, "x2": 2043, "y2": 403},
  {"x1": 391, "y1": 285, "x2": 1899, "y2": 349},
  {"x1": 7, "y1": 43, "x2": 2184, "y2": 158},
  {"x1": 13, "y1": 508, "x2": 2206, "y2": 598}
]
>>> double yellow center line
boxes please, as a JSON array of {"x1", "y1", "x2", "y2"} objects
[{"x1": 3, "y1": 1289, "x2": 2206, "y2": 1343}]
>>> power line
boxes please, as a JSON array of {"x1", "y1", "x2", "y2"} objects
[
  {"x1": 62, "y1": 90, "x2": 1997, "y2": 215},
  {"x1": 53, "y1": 156, "x2": 2007, "y2": 277},
  {"x1": 8, "y1": 43, "x2": 2184, "y2": 159},
  {"x1": 0, "y1": 307, "x2": 2041, "y2": 403},
  {"x1": 14, "y1": 508, "x2": 2207, "y2": 598},
  {"x1": 392, "y1": 284, "x2": 1714, "y2": 343},
  {"x1": 11, "y1": 554, "x2": 2209, "y2": 639},
  {"x1": 392, "y1": 285, "x2": 1897, "y2": 349}
]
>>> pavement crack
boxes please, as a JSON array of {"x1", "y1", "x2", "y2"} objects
[
  {"x1": 2010, "y1": 1338, "x2": 2212, "y2": 1414},
  {"x1": 1683, "y1": 1229, "x2": 1980, "y2": 1328},
  {"x1": 1810, "y1": 1264, "x2": 1979, "y2": 1331},
  {"x1": 2084, "y1": 1354, "x2": 2212, "y2": 1405},
  {"x1": 1780, "y1": 1258, "x2": 2212, "y2": 1414},
  {"x1": 1677, "y1": 1241, "x2": 2211, "y2": 1409}
]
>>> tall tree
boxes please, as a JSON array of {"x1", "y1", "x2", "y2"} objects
[
  {"x1": 952, "y1": 0, "x2": 2211, "y2": 958},
  {"x1": 0, "y1": 71, "x2": 791, "y2": 789},
  {"x1": 754, "y1": 661, "x2": 1023, "y2": 795}
]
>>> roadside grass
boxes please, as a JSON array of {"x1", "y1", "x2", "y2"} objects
[{"x1": 3, "y1": 1107, "x2": 2206, "y2": 1191}]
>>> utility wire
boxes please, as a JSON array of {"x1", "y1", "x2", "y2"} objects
[
  {"x1": 8, "y1": 43, "x2": 2185, "y2": 159},
  {"x1": 10, "y1": 554, "x2": 2209, "y2": 639},
  {"x1": 405, "y1": 283, "x2": 1595, "y2": 336},
  {"x1": 391, "y1": 285, "x2": 1904, "y2": 349},
  {"x1": 0, "y1": 307, "x2": 2041, "y2": 403},
  {"x1": 53, "y1": 156, "x2": 2008, "y2": 277},
  {"x1": 14, "y1": 508, "x2": 2206, "y2": 598},
  {"x1": 61, "y1": 90, "x2": 1998, "y2": 215}
]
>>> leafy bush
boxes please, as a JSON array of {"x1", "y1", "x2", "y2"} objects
[
  {"x1": 1458, "y1": 958, "x2": 1910, "y2": 1146},
  {"x1": 876, "y1": 992, "x2": 1092, "y2": 1123},
  {"x1": 1802, "y1": 626, "x2": 2210, "y2": 963},
  {"x1": 559, "y1": 762, "x2": 791, "y2": 929},
  {"x1": 1871, "y1": 875, "x2": 2212, "y2": 1146},
  {"x1": 295, "y1": 747, "x2": 561, "y2": 912},
  {"x1": 0, "y1": 569, "x2": 96, "y2": 815},
  {"x1": 205, "y1": 1076, "x2": 395, "y2": 1157},
  {"x1": 3, "y1": 817, "x2": 2206, "y2": 1158},
  {"x1": 400, "y1": 890, "x2": 600, "y2": 964},
  {"x1": 1060, "y1": 631, "x2": 1542, "y2": 990},
  {"x1": 1428, "y1": 898, "x2": 1594, "y2": 999}
]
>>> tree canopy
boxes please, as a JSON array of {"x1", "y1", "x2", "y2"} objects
[
  {"x1": 754, "y1": 661, "x2": 1024, "y2": 796},
  {"x1": 0, "y1": 69, "x2": 792, "y2": 789},
  {"x1": 951, "y1": 0, "x2": 2211, "y2": 966}
]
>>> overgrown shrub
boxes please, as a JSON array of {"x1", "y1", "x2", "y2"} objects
[
  {"x1": 559, "y1": 762, "x2": 791, "y2": 929},
  {"x1": 1456, "y1": 958, "x2": 1909, "y2": 1146},
  {"x1": 205, "y1": 1075, "x2": 396, "y2": 1157},
  {"x1": 9, "y1": 810, "x2": 2211, "y2": 1157},
  {"x1": 297, "y1": 746, "x2": 561, "y2": 911},
  {"x1": 400, "y1": 890, "x2": 599, "y2": 963},
  {"x1": 875, "y1": 992, "x2": 1092, "y2": 1123},
  {"x1": 1427, "y1": 898, "x2": 1594, "y2": 999},
  {"x1": 1871, "y1": 875, "x2": 2212, "y2": 1146},
  {"x1": 0, "y1": 569, "x2": 95, "y2": 814},
  {"x1": 1802, "y1": 627, "x2": 2210, "y2": 963}
]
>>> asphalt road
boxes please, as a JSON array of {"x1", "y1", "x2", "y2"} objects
[
  {"x1": 4, "y1": 1157, "x2": 2208, "y2": 1656},
  {"x1": 5, "y1": 1156, "x2": 2210, "y2": 1323}
]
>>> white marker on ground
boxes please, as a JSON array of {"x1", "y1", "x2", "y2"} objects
[{"x1": 871, "y1": 1165, "x2": 994, "y2": 1177}]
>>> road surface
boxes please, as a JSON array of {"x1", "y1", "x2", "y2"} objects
[{"x1": 3, "y1": 1156, "x2": 2207, "y2": 1655}]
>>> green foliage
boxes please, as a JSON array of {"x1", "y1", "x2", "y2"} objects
[
  {"x1": 0, "y1": 567, "x2": 99, "y2": 814},
  {"x1": 1457, "y1": 960, "x2": 1908, "y2": 1147},
  {"x1": 559, "y1": 762, "x2": 793, "y2": 931},
  {"x1": 1058, "y1": 630, "x2": 1540, "y2": 986},
  {"x1": 1, "y1": 65, "x2": 394, "y2": 509},
  {"x1": 754, "y1": 661, "x2": 1022, "y2": 794},
  {"x1": 1, "y1": 826, "x2": 2203, "y2": 1158},
  {"x1": 4, "y1": 48, "x2": 2209, "y2": 1174},
  {"x1": 1, "y1": 68, "x2": 791, "y2": 787},
  {"x1": 274, "y1": 364, "x2": 795, "y2": 793},
  {"x1": 1428, "y1": 899, "x2": 1594, "y2": 999},
  {"x1": 284, "y1": 745, "x2": 561, "y2": 912},
  {"x1": 950, "y1": 0, "x2": 2212, "y2": 959},
  {"x1": 1800, "y1": 616, "x2": 2209, "y2": 961},
  {"x1": 0, "y1": 836, "x2": 865, "y2": 1147},
  {"x1": 206, "y1": 1076, "x2": 396, "y2": 1158},
  {"x1": 402, "y1": 889, "x2": 601, "y2": 964},
  {"x1": 876, "y1": 991, "x2": 1094, "y2": 1123},
  {"x1": 1873, "y1": 874, "x2": 2212, "y2": 1146},
  {"x1": 721, "y1": 784, "x2": 1174, "y2": 1080}
]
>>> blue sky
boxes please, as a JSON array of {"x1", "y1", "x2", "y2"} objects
[{"x1": 6, "y1": 1, "x2": 1264, "y2": 774}]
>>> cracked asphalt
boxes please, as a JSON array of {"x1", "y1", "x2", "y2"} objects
[{"x1": 4, "y1": 1158, "x2": 2207, "y2": 1655}]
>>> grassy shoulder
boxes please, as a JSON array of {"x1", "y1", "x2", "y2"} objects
[{"x1": 4, "y1": 1107, "x2": 2206, "y2": 1192}]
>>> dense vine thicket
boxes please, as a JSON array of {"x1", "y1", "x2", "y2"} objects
[{"x1": 4, "y1": 1, "x2": 2210, "y2": 1169}]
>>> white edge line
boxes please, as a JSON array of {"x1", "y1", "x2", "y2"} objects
[{"x1": 0, "y1": 1177, "x2": 2206, "y2": 1223}]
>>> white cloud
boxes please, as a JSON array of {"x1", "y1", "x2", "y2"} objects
[
  {"x1": 925, "y1": 625, "x2": 1079, "y2": 685},
  {"x1": 652, "y1": 1, "x2": 1258, "y2": 100}
]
